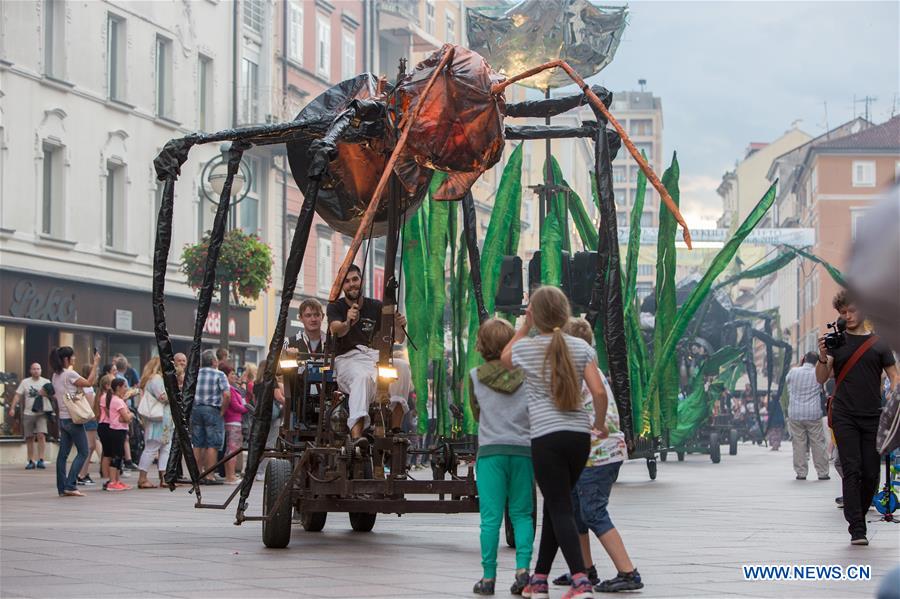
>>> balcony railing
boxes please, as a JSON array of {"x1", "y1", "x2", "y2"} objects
[{"x1": 378, "y1": 0, "x2": 420, "y2": 26}]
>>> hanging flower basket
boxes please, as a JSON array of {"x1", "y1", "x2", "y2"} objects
[{"x1": 181, "y1": 229, "x2": 273, "y2": 304}]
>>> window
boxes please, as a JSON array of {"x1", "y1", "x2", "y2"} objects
[
  {"x1": 240, "y1": 53, "x2": 259, "y2": 124},
  {"x1": 41, "y1": 142, "x2": 64, "y2": 236},
  {"x1": 616, "y1": 210, "x2": 627, "y2": 223},
  {"x1": 238, "y1": 156, "x2": 261, "y2": 235},
  {"x1": 341, "y1": 30, "x2": 356, "y2": 80},
  {"x1": 613, "y1": 188, "x2": 625, "y2": 202},
  {"x1": 637, "y1": 264, "x2": 654, "y2": 276},
  {"x1": 850, "y1": 208, "x2": 869, "y2": 241},
  {"x1": 243, "y1": 0, "x2": 264, "y2": 35},
  {"x1": 317, "y1": 235, "x2": 333, "y2": 294},
  {"x1": 288, "y1": 1, "x2": 303, "y2": 63},
  {"x1": 445, "y1": 10, "x2": 456, "y2": 43},
  {"x1": 613, "y1": 166, "x2": 626, "y2": 183},
  {"x1": 43, "y1": 0, "x2": 64, "y2": 77},
  {"x1": 640, "y1": 211, "x2": 653, "y2": 227},
  {"x1": 629, "y1": 167, "x2": 639, "y2": 182},
  {"x1": 198, "y1": 55, "x2": 212, "y2": 131},
  {"x1": 635, "y1": 143, "x2": 653, "y2": 161},
  {"x1": 630, "y1": 119, "x2": 653, "y2": 136},
  {"x1": 425, "y1": 2, "x2": 435, "y2": 35},
  {"x1": 107, "y1": 15, "x2": 125, "y2": 100},
  {"x1": 105, "y1": 161, "x2": 125, "y2": 249},
  {"x1": 316, "y1": 15, "x2": 331, "y2": 78},
  {"x1": 155, "y1": 36, "x2": 173, "y2": 118},
  {"x1": 636, "y1": 282, "x2": 653, "y2": 302},
  {"x1": 852, "y1": 161, "x2": 876, "y2": 187}
]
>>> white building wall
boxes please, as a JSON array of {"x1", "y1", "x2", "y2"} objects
[{"x1": 0, "y1": 0, "x2": 234, "y2": 296}]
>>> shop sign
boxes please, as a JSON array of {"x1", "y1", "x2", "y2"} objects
[
  {"x1": 202, "y1": 310, "x2": 236, "y2": 337},
  {"x1": 115, "y1": 309, "x2": 133, "y2": 331},
  {"x1": 8, "y1": 279, "x2": 77, "y2": 323}
]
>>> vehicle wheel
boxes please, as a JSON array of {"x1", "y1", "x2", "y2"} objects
[
  {"x1": 729, "y1": 428, "x2": 739, "y2": 456},
  {"x1": 659, "y1": 451, "x2": 668, "y2": 462},
  {"x1": 647, "y1": 458, "x2": 657, "y2": 480},
  {"x1": 710, "y1": 433, "x2": 721, "y2": 463},
  {"x1": 349, "y1": 512, "x2": 376, "y2": 532},
  {"x1": 677, "y1": 451, "x2": 685, "y2": 462},
  {"x1": 300, "y1": 511, "x2": 327, "y2": 532},
  {"x1": 262, "y1": 459, "x2": 292, "y2": 548}
]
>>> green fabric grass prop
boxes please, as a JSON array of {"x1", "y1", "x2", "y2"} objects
[
  {"x1": 783, "y1": 244, "x2": 847, "y2": 288},
  {"x1": 402, "y1": 201, "x2": 430, "y2": 434},
  {"x1": 670, "y1": 346, "x2": 743, "y2": 446}
]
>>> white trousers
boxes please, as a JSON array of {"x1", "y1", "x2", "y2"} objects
[
  {"x1": 334, "y1": 346, "x2": 411, "y2": 429},
  {"x1": 138, "y1": 438, "x2": 172, "y2": 476}
]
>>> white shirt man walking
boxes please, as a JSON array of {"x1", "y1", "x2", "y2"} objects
[
  {"x1": 787, "y1": 352, "x2": 830, "y2": 481},
  {"x1": 9, "y1": 363, "x2": 51, "y2": 469}
]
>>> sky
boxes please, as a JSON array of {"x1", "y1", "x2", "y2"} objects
[{"x1": 561, "y1": 0, "x2": 900, "y2": 227}]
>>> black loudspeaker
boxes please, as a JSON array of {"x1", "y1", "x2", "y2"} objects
[
  {"x1": 528, "y1": 250, "x2": 573, "y2": 301},
  {"x1": 494, "y1": 255, "x2": 523, "y2": 310},
  {"x1": 571, "y1": 251, "x2": 598, "y2": 312}
]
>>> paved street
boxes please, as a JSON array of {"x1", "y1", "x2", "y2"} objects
[{"x1": 1, "y1": 442, "x2": 897, "y2": 599}]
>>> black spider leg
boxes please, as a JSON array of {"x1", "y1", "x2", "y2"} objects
[
  {"x1": 585, "y1": 117, "x2": 634, "y2": 452},
  {"x1": 236, "y1": 111, "x2": 354, "y2": 521},
  {"x1": 460, "y1": 191, "x2": 488, "y2": 324},
  {"x1": 504, "y1": 85, "x2": 612, "y2": 118},
  {"x1": 153, "y1": 136, "x2": 199, "y2": 492}
]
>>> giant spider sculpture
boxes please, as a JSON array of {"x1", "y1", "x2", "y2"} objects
[{"x1": 152, "y1": 44, "x2": 692, "y2": 521}]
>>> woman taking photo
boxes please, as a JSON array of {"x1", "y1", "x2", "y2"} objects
[
  {"x1": 501, "y1": 287, "x2": 609, "y2": 599},
  {"x1": 136, "y1": 357, "x2": 172, "y2": 489},
  {"x1": 49, "y1": 346, "x2": 100, "y2": 497}
]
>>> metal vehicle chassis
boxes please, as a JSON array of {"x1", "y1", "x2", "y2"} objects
[{"x1": 255, "y1": 357, "x2": 478, "y2": 548}]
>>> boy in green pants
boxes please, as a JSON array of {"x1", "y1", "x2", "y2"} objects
[{"x1": 470, "y1": 318, "x2": 534, "y2": 596}]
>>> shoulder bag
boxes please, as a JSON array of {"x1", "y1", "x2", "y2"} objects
[
  {"x1": 63, "y1": 390, "x2": 96, "y2": 424},
  {"x1": 826, "y1": 336, "x2": 879, "y2": 429},
  {"x1": 137, "y1": 387, "x2": 165, "y2": 422}
]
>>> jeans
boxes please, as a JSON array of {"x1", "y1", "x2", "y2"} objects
[
  {"x1": 531, "y1": 431, "x2": 591, "y2": 576},
  {"x1": 831, "y1": 408, "x2": 880, "y2": 537},
  {"x1": 56, "y1": 418, "x2": 89, "y2": 495},
  {"x1": 572, "y1": 462, "x2": 622, "y2": 537}
]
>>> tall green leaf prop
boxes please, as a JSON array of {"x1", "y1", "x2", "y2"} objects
[
  {"x1": 670, "y1": 346, "x2": 743, "y2": 445},
  {"x1": 546, "y1": 157, "x2": 571, "y2": 252},
  {"x1": 652, "y1": 154, "x2": 681, "y2": 432},
  {"x1": 645, "y1": 182, "x2": 779, "y2": 414},
  {"x1": 402, "y1": 204, "x2": 430, "y2": 434},
  {"x1": 624, "y1": 159, "x2": 649, "y2": 435},
  {"x1": 462, "y1": 143, "x2": 524, "y2": 434},
  {"x1": 715, "y1": 251, "x2": 795, "y2": 289},
  {"x1": 783, "y1": 245, "x2": 847, "y2": 288},
  {"x1": 561, "y1": 172, "x2": 599, "y2": 251},
  {"x1": 451, "y1": 216, "x2": 469, "y2": 417},
  {"x1": 425, "y1": 173, "x2": 451, "y2": 434}
]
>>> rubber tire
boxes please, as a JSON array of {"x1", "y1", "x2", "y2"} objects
[
  {"x1": 677, "y1": 451, "x2": 685, "y2": 462},
  {"x1": 710, "y1": 433, "x2": 721, "y2": 463},
  {"x1": 659, "y1": 451, "x2": 668, "y2": 462},
  {"x1": 729, "y1": 428, "x2": 739, "y2": 456},
  {"x1": 262, "y1": 458, "x2": 293, "y2": 548},
  {"x1": 300, "y1": 511, "x2": 327, "y2": 532},
  {"x1": 349, "y1": 512, "x2": 376, "y2": 532},
  {"x1": 647, "y1": 458, "x2": 657, "y2": 480}
]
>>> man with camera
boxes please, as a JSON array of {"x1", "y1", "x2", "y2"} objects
[{"x1": 816, "y1": 289, "x2": 898, "y2": 545}]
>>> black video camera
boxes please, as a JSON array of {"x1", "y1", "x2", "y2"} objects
[{"x1": 823, "y1": 317, "x2": 847, "y2": 350}]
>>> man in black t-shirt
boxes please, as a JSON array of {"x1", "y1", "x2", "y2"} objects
[
  {"x1": 327, "y1": 264, "x2": 412, "y2": 438},
  {"x1": 816, "y1": 290, "x2": 898, "y2": 545}
]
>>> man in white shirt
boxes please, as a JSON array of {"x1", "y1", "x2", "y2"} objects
[
  {"x1": 8, "y1": 363, "x2": 51, "y2": 469},
  {"x1": 787, "y1": 352, "x2": 829, "y2": 480}
]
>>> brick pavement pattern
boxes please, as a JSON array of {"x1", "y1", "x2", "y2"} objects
[{"x1": 1, "y1": 443, "x2": 897, "y2": 598}]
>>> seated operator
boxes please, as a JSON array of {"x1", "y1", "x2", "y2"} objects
[
  {"x1": 327, "y1": 264, "x2": 412, "y2": 439},
  {"x1": 283, "y1": 298, "x2": 327, "y2": 358}
]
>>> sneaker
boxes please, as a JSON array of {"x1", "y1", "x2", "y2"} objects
[
  {"x1": 795, "y1": 475, "x2": 807, "y2": 480},
  {"x1": 511, "y1": 571, "x2": 530, "y2": 596},
  {"x1": 835, "y1": 496, "x2": 844, "y2": 509},
  {"x1": 818, "y1": 475, "x2": 830, "y2": 480},
  {"x1": 554, "y1": 566, "x2": 599, "y2": 586},
  {"x1": 850, "y1": 535, "x2": 869, "y2": 546},
  {"x1": 595, "y1": 569, "x2": 644, "y2": 593},
  {"x1": 25, "y1": 461, "x2": 35, "y2": 470},
  {"x1": 123, "y1": 461, "x2": 139, "y2": 471},
  {"x1": 77, "y1": 476, "x2": 87, "y2": 485},
  {"x1": 522, "y1": 575, "x2": 549, "y2": 599},
  {"x1": 473, "y1": 578, "x2": 495, "y2": 595},
  {"x1": 562, "y1": 575, "x2": 594, "y2": 599},
  {"x1": 121, "y1": 469, "x2": 133, "y2": 478},
  {"x1": 36, "y1": 459, "x2": 46, "y2": 469},
  {"x1": 107, "y1": 481, "x2": 131, "y2": 491},
  {"x1": 81, "y1": 475, "x2": 95, "y2": 485},
  {"x1": 102, "y1": 480, "x2": 109, "y2": 491}
]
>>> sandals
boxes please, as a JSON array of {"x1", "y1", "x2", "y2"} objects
[{"x1": 138, "y1": 481, "x2": 158, "y2": 489}]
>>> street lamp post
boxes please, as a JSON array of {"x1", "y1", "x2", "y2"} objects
[{"x1": 200, "y1": 143, "x2": 252, "y2": 351}]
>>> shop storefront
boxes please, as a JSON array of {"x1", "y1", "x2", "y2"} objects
[{"x1": 0, "y1": 268, "x2": 251, "y2": 452}]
